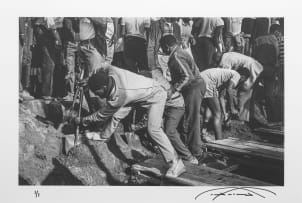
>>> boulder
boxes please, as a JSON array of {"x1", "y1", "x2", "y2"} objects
[
  {"x1": 19, "y1": 103, "x2": 63, "y2": 185},
  {"x1": 19, "y1": 99, "x2": 156, "y2": 185}
]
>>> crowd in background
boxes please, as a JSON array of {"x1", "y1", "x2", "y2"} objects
[{"x1": 19, "y1": 17, "x2": 284, "y2": 169}]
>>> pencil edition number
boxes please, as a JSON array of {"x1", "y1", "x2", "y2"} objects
[{"x1": 34, "y1": 190, "x2": 40, "y2": 198}]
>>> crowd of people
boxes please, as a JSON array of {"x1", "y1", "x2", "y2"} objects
[{"x1": 19, "y1": 17, "x2": 284, "y2": 178}]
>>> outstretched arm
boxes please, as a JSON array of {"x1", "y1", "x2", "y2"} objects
[{"x1": 226, "y1": 80, "x2": 238, "y2": 116}]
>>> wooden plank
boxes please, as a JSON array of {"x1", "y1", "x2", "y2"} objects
[
  {"x1": 254, "y1": 127, "x2": 284, "y2": 136},
  {"x1": 131, "y1": 164, "x2": 208, "y2": 186},
  {"x1": 206, "y1": 138, "x2": 283, "y2": 161},
  {"x1": 137, "y1": 158, "x2": 273, "y2": 186},
  {"x1": 212, "y1": 138, "x2": 283, "y2": 153},
  {"x1": 222, "y1": 164, "x2": 240, "y2": 172},
  {"x1": 227, "y1": 137, "x2": 282, "y2": 148}
]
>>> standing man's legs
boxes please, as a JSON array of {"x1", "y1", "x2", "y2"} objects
[
  {"x1": 41, "y1": 46, "x2": 55, "y2": 97},
  {"x1": 164, "y1": 106, "x2": 193, "y2": 161},
  {"x1": 182, "y1": 82, "x2": 204, "y2": 156},
  {"x1": 195, "y1": 37, "x2": 216, "y2": 71},
  {"x1": 147, "y1": 87, "x2": 178, "y2": 163},
  {"x1": 124, "y1": 36, "x2": 138, "y2": 73},
  {"x1": 65, "y1": 41, "x2": 77, "y2": 96},
  {"x1": 237, "y1": 89, "x2": 253, "y2": 122},
  {"x1": 206, "y1": 97, "x2": 223, "y2": 140}
]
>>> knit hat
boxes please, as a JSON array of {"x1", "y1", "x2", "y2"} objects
[{"x1": 88, "y1": 70, "x2": 110, "y2": 92}]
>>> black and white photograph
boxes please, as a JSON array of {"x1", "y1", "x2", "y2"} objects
[
  {"x1": 18, "y1": 16, "x2": 284, "y2": 186},
  {"x1": 1, "y1": 0, "x2": 302, "y2": 202}
]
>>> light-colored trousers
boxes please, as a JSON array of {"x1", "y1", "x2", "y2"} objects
[{"x1": 102, "y1": 86, "x2": 178, "y2": 163}]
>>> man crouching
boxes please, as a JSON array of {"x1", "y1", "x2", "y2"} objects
[{"x1": 75, "y1": 66, "x2": 186, "y2": 178}]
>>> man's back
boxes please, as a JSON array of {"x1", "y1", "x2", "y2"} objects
[
  {"x1": 106, "y1": 66, "x2": 161, "y2": 107},
  {"x1": 200, "y1": 68, "x2": 240, "y2": 98},
  {"x1": 220, "y1": 52, "x2": 257, "y2": 69}
]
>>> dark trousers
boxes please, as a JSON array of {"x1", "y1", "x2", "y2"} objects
[
  {"x1": 164, "y1": 106, "x2": 193, "y2": 160},
  {"x1": 262, "y1": 66, "x2": 279, "y2": 122},
  {"x1": 124, "y1": 36, "x2": 148, "y2": 73},
  {"x1": 40, "y1": 45, "x2": 55, "y2": 97},
  {"x1": 182, "y1": 79, "x2": 206, "y2": 156},
  {"x1": 193, "y1": 37, "x2": 216, "y2": 71}
]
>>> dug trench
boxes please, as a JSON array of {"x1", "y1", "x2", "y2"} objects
[{"x1": 19, "y1": 99, "x2": 283, "y2": 186}]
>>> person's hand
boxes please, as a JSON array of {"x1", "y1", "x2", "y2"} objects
[{"x1": 231, "y1": 108, "x2": 239, "y2": 117}]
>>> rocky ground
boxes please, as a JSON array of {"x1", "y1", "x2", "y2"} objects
[
  {"x1": 19, "y1": 98, "x2": 272, "y2": 186},
  {"x1": 19, "y1": 99, "x2": 157, "y2": 185}
]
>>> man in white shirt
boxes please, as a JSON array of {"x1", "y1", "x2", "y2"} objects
[
  {"x1": 200, "y1": 68, "x2": 250, "y2": 140},
  {"x1": 75, "y1": 66, "x2": 186, "y2": 178},
  {"x1": 120, "y1": 17, "x2": 150, "y2": 72},
  {"x1": 191, "y1": 18, "x2": 224, "y2": 71},
  {"x1": 223, "y1": 18, "x2": 244, "y2": 53},
  {"x1": 217, "y1": 52, "x2": 263, "y2": 122}
]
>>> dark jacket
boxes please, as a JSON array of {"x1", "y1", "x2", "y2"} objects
[{"x1": 168, "y1": 46, "x2": 201, "y2": 92}]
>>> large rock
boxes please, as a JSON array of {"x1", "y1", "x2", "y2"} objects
[
  {"x1": 19, "y1": 103, "x2": 63, "y2": 185},
  {"x1": 19, "y1": 99, "x2": 156, "y2": 185}
]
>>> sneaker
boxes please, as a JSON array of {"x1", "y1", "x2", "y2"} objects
[
  {"x1": 166, "y1": 159, "x2": 186, "y2": 178},
  {"x1": 188, "y1": 156, "x2": 199, "y2": 165}
]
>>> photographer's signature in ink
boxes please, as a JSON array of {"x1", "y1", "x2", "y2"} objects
[{"x1": 195, "y1": 187, "x2": 276, "y2": 201}]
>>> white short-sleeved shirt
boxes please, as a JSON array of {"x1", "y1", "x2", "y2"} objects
[
  {"x1": 200, "y1": 68, "x2": 240, "y2": 98},
  {"x1": 120, "y1": 17, "x2": 151, "y2": 39},
  {"x1": 79, "y1": 18, "x2": 95, "y2": 41},
  {"x1": 219, "y1": 52, "x2": 263, "y2": 90},
  {"x1": 224, "y1": 17, "x2": 243, "y2": 36},
  {"x1": 45, "y1": 17, "x2": 63, "y2": 29},
  {"x1": 197, "y1": 17, "x2": 224, "y2": 38}
]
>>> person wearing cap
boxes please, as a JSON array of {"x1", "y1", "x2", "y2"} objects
[{"x1": 75, "y1": 65, "x2": 186, "y2": 177}]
